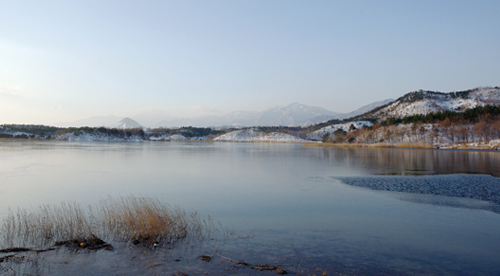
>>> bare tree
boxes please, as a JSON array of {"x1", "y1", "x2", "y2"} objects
[
  {"x1": 456, "y1": 124, "x2": 470, "y2": 143},
  {"x1": 472, "y1": 121, "x2": 488, "y2": 143},
  {"x1": 492, "y1": 120, "x2": 500, "y2": 140}
]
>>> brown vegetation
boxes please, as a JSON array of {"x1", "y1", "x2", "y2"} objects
[
  {"x1": 320, "y1": 115, "x2": 500, "y2": 149},
  {"x1": 0, "y1": 196, "x2": 219, "y2": 250}
]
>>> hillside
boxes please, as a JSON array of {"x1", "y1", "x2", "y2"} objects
[
  {"x1": 214, "y1": 128, "x2": 305, "y2": 142},
  {"x1": 359, "y1": 87, "x2": 500, "y2": 120}
]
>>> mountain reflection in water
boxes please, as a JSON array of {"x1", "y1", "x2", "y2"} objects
[{"x1": 317, "y1": 146, "x2": 500, "y2": 177}]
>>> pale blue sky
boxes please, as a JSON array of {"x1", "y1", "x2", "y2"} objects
[{"x1": 1, "y1": 1, "x2": 499, "y2": 124}]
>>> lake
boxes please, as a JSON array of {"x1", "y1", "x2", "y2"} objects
[{"x1": 1, "y1": 140, "x2": 500, "y2": 275}]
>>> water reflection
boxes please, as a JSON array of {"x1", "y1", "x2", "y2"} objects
[
  {"x1": 1, "y1": 141, "x2": 500, "y2": 275},
  {"x1": 316, "y1": 147, "x2": 500, "y2": 177}
]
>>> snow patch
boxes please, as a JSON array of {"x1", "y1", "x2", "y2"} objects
[
  {"x1": 308, "y1": 121, "x2": 373, "y2": 140},
  {"x1": 56, "y1": 132, "x2": 145, "y2": 142},
  {"x1": 214, "y1": 129, "x2": 304, "y2": 142}
]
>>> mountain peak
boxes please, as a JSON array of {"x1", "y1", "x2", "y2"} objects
[
  {"x1": 110, "y1": 118, "x2": 144, "y2": 129},
  {"x1": 287, "y1": 102, "x2": 304, "y2": 107}
]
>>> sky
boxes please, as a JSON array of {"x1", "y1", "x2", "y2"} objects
[{"x1": 1, "y1": 0, "x2": 499, "y2": 125}]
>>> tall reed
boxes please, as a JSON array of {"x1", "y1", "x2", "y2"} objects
[{"x1": 1, "y1": 196, "x2": 219, "y2": 249}]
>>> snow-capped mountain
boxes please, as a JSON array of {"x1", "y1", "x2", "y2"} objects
[
  {"x1": 363, "y1": 87, "x2": 500, "y2": 120},
  {"x1": 110, "y1": 118, "x2": 144, "y2": 129},
  {"x1": 252, "y1": 103, "x2": 342, "y2": 126},
  {"x1": 155, "y1": 103, "x2": 342, "y2": 127},
  {"x1": 56, "y1": 100, "x2": 393, "y2": 128}
]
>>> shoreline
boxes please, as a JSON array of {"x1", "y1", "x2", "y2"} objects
[
  {"x1": 2, "y1": 138, "x2": 500, "y2": 152},
  {"x1": 303, "y1": 141, "x2": 500, "y2": 152}
]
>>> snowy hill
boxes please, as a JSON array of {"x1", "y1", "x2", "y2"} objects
[
  {"x1": 308, "y1": 121, "x2": 373, "y2": 141},
  {"x1": 364, "y1": 87, "x2": 500, "y2": 119},
  {"x1": 214, "y1": 129, "x2": 305, "y2": 142},
  {"x1": 110, "y1": 118, "x2": 144, "y2": 129}
]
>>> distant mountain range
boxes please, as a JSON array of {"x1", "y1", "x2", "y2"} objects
[
  {"x1": 153, "y1": 103, "x2": 346, "y2": 128},
  {"x1": 54, "y1": 86, "x2": 500, "y2": 129},
  {"x1": 55, "y1": 100, "x2": 393, "y2": 128}
]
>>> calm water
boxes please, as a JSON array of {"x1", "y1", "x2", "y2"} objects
[{"x1": 1, "y1": 140, "x2": 500, "y2": 275}]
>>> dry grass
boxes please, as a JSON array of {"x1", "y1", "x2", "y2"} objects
[
  {"x1": 301, "y1": 142, "x2": 367, "y2": 148},
  {"x1": 100, "y1": 196, "x2": 216, "y2": 245},
  {"x1": 1, "y1": 196, "x2": 220, "y2": 249},
  {"x1": 366, "y1": 142, "x2": 435, "y2": 149},
  {"x1": 303, "y1": 142, "x2": 436, "y2": 149},
  {"x1": 394, "y1": 142, "x2": 435, "y2": 149},
  {"x1": 1, "y1": 202, "x2": 95, "y2": 248},
  {"x1": 304, "y1": 141, "x2": 499, "y2": 151}
]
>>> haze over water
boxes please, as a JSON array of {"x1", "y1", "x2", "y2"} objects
[{"x1": 1, "y1": 140, "x2": 500, "y2": 275}]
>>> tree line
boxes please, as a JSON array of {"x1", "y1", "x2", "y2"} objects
[{"x1": 323, "y1": 107, "x2": 500, "y2": 145}]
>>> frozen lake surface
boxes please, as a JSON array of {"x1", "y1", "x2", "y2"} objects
[{"x1": 1, "y1": 140, "x2": 500, "y2": 275}]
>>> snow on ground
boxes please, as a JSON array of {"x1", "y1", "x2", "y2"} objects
[
  {"x1": 470, "y1": 87, "x2": 500, "y2": 106},
  {"x1": 148, "y1": 135, "x2": 167, "y2": 141},
  {"x1": 214, "y1": 128, "x2": 304, "y2": 142},
  {"x1": 308, "y1": 121, "x2": 373, "y2": 140},
  {"x1": 166, "y1": 134, "x2": 187, "y2": 141},
  {"x1": 10, "y1": 131, "x2": 33, "y2": 137},
  {"x1": 165, "y1": 134, "x2": 207, "y2": 141},
  {"x1": 149, "y1": 134, "x2": 207, "y2": 141},
  {"x1": 0, "y1": 130, "x2": 34, "y2": 137},
  {"x1": 55, "y1": 132, "x2": 145, "y2": 142},
  {"x1": 386, "y1": 98, "x2": 481, "y2": 118}
]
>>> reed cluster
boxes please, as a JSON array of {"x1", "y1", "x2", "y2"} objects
[
  {"x1": 1, "y1": 196, "x2": 217, "y2": 249},
  {"x1": 99, "y1": 196, "x2": 214, "y2": 245}
]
